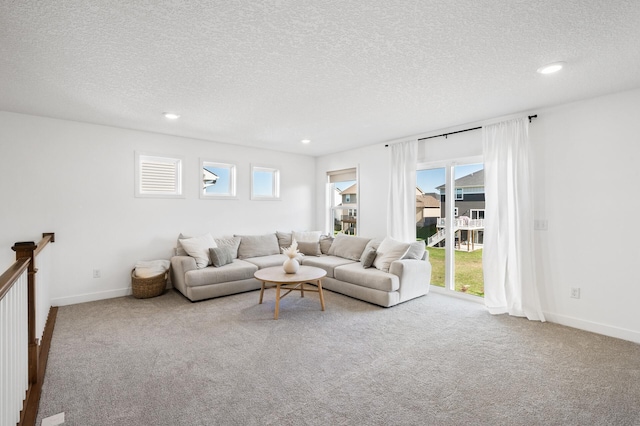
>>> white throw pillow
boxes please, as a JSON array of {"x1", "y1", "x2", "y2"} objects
[
  {"x1": 292, "y1": 230, "x2": 322, "y2": 243},
  {"x1": 373, "y1": 237, "x2": 411, "y2": 273},
  {"x1": 180, "y1": 233, "x2": 217, "y2": 268}
]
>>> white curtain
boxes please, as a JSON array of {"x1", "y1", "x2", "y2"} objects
[
  {"x1": 387, "y1": 140, "x2": 417, "y2": 242},
  {"x1": 482, "y1": 118, "x2": 545, "y2": 321}
]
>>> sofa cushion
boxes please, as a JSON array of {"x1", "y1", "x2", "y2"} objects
[
  {"x1": 319, "y1": 235, "x2": 333, "y2": 254},
  {"x1": 298, "y1": 241, "x2": 322, "y2": 256},
  {"x1": 209, "y1": 247, "x2": 233, "y2": 268},
  {"x1": 360, "y1": 248, "x2": 377, "y2": 268},
  {"x1": 327, "y1": 234, "x2": 371, "y2": 261},
  {"x1": 243, "y1": 254, "x2": 289, "y2": 269},
  {"x1": 334, "y1": 262, "x2": 400, "y2": 292},
  {"x1": 373, "y1": 237, "x2": 410, "y2": 273},
  {"x1": 176, "y1": 233, "x2": 191, "y2": 256},
  {"x1": 214, "y1": 236, "x2": 242, "y2": 259},
  {"x1": 402, "y1": 240, "x2": 426, "y2": 260},
  {"x1": 276, "y1": 231, "x2": 292, "y2": 248},
  {"x1": 292, "y1": 230, "x2": 322, "y2": 242},
  {"x1": 184, "y1": 259, "x2": 258, "y2": 287},
  {"x1": 180, "y1": 233, "x2": 217, "y2": 268},
  {"x1": 301, "y1": 255, "x2": 356, "y2": 278},
  {"x1": 235, "y1": 233, "x2": 280, "y2": 259}
]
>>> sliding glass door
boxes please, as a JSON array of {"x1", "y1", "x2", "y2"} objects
[{"x1": 417, "y1": 161, "x2": 484, "y2": 297}]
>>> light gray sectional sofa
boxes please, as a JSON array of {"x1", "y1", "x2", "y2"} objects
[{"x1": 170, "y1": 232, "x2": 431, "y2": 307}]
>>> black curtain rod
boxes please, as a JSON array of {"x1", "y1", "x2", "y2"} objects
[{"x1": 385, "y1": 115, "x2": 537, "y2": 146}]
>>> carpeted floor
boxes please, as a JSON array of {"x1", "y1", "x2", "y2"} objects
[{"x1": 36, "y1": 288, "x2": 640, "y2": 425}]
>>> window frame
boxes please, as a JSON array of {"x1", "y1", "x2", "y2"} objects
[
  {"x1": 251, "y1": 164, "x2": 281, "y2": 201},
  {"x1": 200, "y1": 159, "x2": 237, "y2": 200},
  {"x1": 135, "y1": 152, "x2": 184, "y2": 199},
  {"x1": 326, "y1": 167, "x2": 359, "y2": 236}
]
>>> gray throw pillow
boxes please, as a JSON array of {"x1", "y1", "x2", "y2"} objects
[
  {"x1": 361, "y1": 247, "x2": 377, "y2": 268},
  {"x1": 276, "y1": 231, "x2": 292, "y2": 248},
  {"x1": 235, "y1": 233, "x2": 280, "y2": 259},
  {"x1": 297, "y1": 241, "x2": 322, "y2": 256},
  {"x1": 319, "y1": 235, "x2": 334, "y2": 254},
  {"x1": 209, "y1": 247, "x2": 233, "y2": 268},
  {"x1": 215, "y1": 236, "x2": 242, "y2": 259}
]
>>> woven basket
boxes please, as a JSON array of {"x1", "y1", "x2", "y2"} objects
[{"x1": 131, "y1": 269, "x2": 167, "y2": 299}]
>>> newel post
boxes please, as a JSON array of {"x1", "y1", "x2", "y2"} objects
[{"x1": 12, "y1": 240, "x2": 39, "y2": 385}]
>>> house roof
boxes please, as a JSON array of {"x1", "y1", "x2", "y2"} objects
[
  {"x1": 2, "y1": 2, "x2": 640, "y2": 157},
  {"x1": 416, "y1": 193, "x2": 440, "y2": 208},
  {"x1": 436, "y1": 169, "x2": 484, "y2": 190},
  {"x1": 340, "y1": 183, "x2": 357, "y2": 195}
]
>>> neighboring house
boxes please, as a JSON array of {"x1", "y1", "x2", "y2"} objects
[
  {"x1": 337, "y1": 183, "x2": 358, "y2": 234},
  {"x1": 430, "y1": 170, "x2": 485, "y2": 249},
  {"x1": 415, "y1": 187, "x2": 440, "y2": 226},
  {"x1": 436, "y1": 169, "x2": 485, "y2": 219},
  {"x1": 202, "y1": 168, "x2": 219, "y2": 190}
]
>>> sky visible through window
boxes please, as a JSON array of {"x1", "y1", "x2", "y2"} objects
[
  {"x1": 335, "y1": 180, "x2": 356, "y2": 191},
  {"x1": 417, "y1": 163, "x2": 483, "y2": 194},
  {"x1": 204, "y1": 166, "x2": 231, "y2": 194},
  {"x1": 253, "y1": 170, "x2": 274, "y2": 196}
]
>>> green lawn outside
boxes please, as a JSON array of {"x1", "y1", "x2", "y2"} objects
[{"x1": 426, "y1": 247, "x2": 484, "y2": 297}]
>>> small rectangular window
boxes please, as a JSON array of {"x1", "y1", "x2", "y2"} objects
[
  {"x1": 135, "y1": 152, "x2": 183, "y2": 198},
  {"x1": 455, "y1": 188, "x2": 463, "y2": 200},
  {"x1": 251, "y1": 165, "x2": 280, "y2": 200},
  {"x1": 200, "y1": 160, "x2": 237, "y2": 199}
]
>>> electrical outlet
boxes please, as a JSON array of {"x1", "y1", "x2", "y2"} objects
[
  {"x1": 570, "y1": 287, "x2": 580, "y2": 299},
  {"x1": 534, "y1": 219, "x2": 548, "y2": 231},
  {"x1": 93, "y1": 269, "x2": 101, "y2": 279}
]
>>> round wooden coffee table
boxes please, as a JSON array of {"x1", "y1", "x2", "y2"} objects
[{"x1": 254, "y1": 265, "x2": 327, "y2": 320}]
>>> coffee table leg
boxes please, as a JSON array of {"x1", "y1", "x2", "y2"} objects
[
  {"x1": 300, "y1": 282, "x2": 304, "y2": 298},
  {"x1": 317, "y1": 279, "x2": 325, "y2": 311},
  {"x1": 274, "y1": 283, "x2": 281, "y2": 320},
  {"x1": 259, "y1": 281, "x2": 266, "y2": 304}
]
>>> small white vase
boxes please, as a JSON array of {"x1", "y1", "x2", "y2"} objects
[{"x1": 283, "y1": 257, "x2": 299, "y2": 274}]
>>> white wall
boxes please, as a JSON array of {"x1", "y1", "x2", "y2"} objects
[
  {"x1": 315, "y1": 87, "x2": 640, "y2": 343},
  {"x1": 531, "y1": 88, "x2": 640, "y2": 343},
  {"x1": 0, "y1": 112, "x2": 316, "y2": 305}
]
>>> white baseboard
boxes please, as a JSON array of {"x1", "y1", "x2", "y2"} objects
[
  {"x1": 543, "y1": 311, "x2": 640, "y2": 344},
  {"x1": 51, "y1": 287, "x2": 132, "y2": 306}
]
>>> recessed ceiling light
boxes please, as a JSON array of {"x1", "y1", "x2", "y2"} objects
[
  {"x1": 537, "y1": 61, "x2": 566, "y2": 74},
  {"x1": 301, "y1": 139, "x2": 311, "y2": 144},
  {"x1": 163, "y1": 112, "x2": 180, "y2": 119}
]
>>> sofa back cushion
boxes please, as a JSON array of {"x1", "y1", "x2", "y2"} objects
[
  {"x1": 292, "y1": 230, "x2": 322, "y2": 243},
  {"x1": 235, "y1": 233, "x2": 280, "y2": 259},
  {"x1": 327, "y1": 234, "x2": 371, "y2": 261}
]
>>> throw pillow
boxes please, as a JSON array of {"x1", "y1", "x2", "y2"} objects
[
  {"x1": 209, "y1": 247, "x2": 233, "y2": 268},
  {"x1": 319, "y1": 235, "x2": 334, "y2": 254},
  {"x1": 292, "y1": 230, "x2": 322, "y2": 243},
  {"x1": 176, "y1": 233, "x2": 191, "y2": 256},
  {"x1": 402, "y1": 240, "x2": 426, "y2": 260},
  {"x1": 214, "y1": 236, "x2": 242, "y2": 259},
  {"x1": 359, "y1": 238, "x2": 381, "y2": 263},
  {"x1": 276, "y1": 231, "x2": 292, "y2": 248},
  {"x1": 235, "y1": 233, "x2": 280, "y2": 259},
  {"x1": 373, "y1": 237, "x2": 411, "y2": 273},
  {"x1": 361, "y1": 247, "x2": 377, "y2": 269},
  {"x1": 327, "y1": 234, "x2": 371, "y2": 261},
  {"x1": 180, "y1": 233, "x2": 217, "y2": 268},
  {"x1": 297, "y1": 241, "x2": 322, "y2": 256}
]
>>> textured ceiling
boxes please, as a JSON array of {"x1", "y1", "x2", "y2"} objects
[{"x1": 2, "y1": 1, "x2": 640, "y2": 156}]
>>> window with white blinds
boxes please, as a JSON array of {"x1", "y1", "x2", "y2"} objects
[{"x1": 135, "y1": 152, "x2": 184, "y2": 198}]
